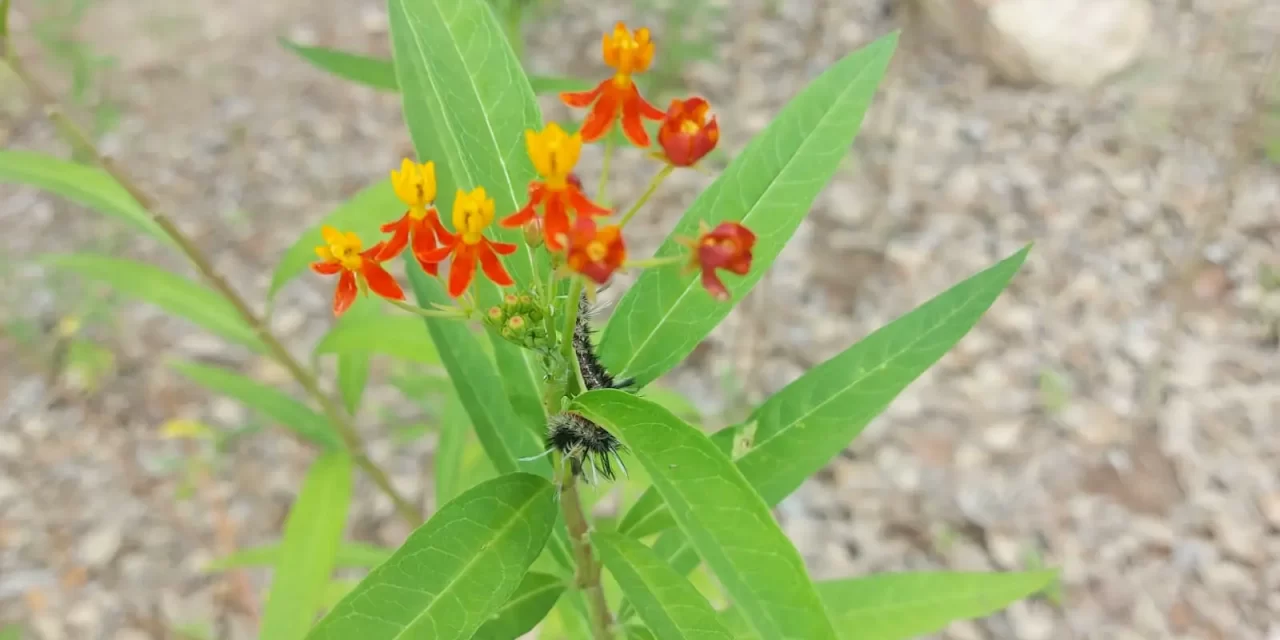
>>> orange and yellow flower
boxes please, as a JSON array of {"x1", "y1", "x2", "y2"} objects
[
  {"x1": 564, "y1": 218, "x2": 627, "y2": 284},
  {"x1": 684, "y1": 221, "x2": 755, "y2": 301},
  {"x1": 560, "y1": 22, "x2": 665, "y2": 147},
  {"x1": 500, "y1": 123, "x2": 609, "y2": 251},
  {"x1": 378, "y1": 159, "x2": 448, "y2": 276},
  {"x1": 418, "y1": 187, "x2": 518, "y2": 297},
  {"x1": 311, "y1": 225, "x2": 405, "y2": 316},
  {"x1": 657, "y1": 97, "x2": 720, "y2": 167}
]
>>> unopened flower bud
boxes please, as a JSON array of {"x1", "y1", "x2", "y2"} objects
[
  {"x1": 523, "y1": 218, "x2": 544, "y2": 248},
  {"x1": 507, "y1": 315, "x2": 526, "y2": 332}
]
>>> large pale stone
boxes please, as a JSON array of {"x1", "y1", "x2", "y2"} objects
[{"x1": 910, "y1": 0, "x2": 1154, "y2": 88}]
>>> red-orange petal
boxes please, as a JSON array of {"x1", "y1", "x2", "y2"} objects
[
  {"x1": 447, "y1": 244, "x2": 478, "y2": 297},
  {"x1": 490, "y1": 240, "x2": 518, "y2": 256},
  {"x1": 700, "y1": 268, "x2": 730, "y2": 301},
  {"x1": 311, "y1": 260, "x2": 342, "y2": 275},
  {"x1": 620, "y1": 94, "x2": 652, "y2": 147},
  {"x1": 543, "y1": 195, "x2": 572, "y2": 251},
  {"x1": 334, "y1": 271, "x2": 359, "y2": 316},
  {"x1": 500, "y1": 203, "x2": 538, "y2": 229},
  {"x1": 560, "y1": 81, "x2": 605, "y2": 108},
  {"x1": 578, "y1": 89, "x2": 621, "y2": 142},
  {"x1": 477, "y1": 242, "x2": 514, "y2": 287},
  {"x1": 362, "y1": 262, "x2": 406, "y2": 301},
  {"x1": 418, "y1": 244, "x2": 455, "y2": 264},
  {"x1": 410, "y1": 223, "x2": 440, "y2": 276},
  {"x1": 566, "y1": 186, "x2": 610, "y2": 217}
]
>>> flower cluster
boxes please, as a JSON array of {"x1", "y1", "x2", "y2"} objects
[{"x1": 311, "y1": 22, "x2": 752, "y2": 317}]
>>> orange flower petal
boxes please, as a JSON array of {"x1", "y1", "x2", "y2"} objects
[
  {"x1": 447, "y1": 244, "x2": 478, "y2": 297},
  {"x1": 543, "y1": 195, "x2": 572, "y2": 251},
  {"x1": 490, "y1": 240, "x2": 518, "y2": 256},
  {"x1": 578, "y1": 89, "x2": 621, "y2": 142},
  {"x1": 700, "y1": 268, "x2": 730, "y2": 301},
  {"x1": 410, "y1": 223, "x2": 440, "y2": 276},
  {"x1": 477, "y1": 242, "x2": 514, "y2": 287},
  {"x1": 334, "y1": 271, "x2": 359, "y2": 316},
  {"x1": 561, "y1": 81, "x2": 605, "y2": 108},
  {"x1": 418, "y1": 245, "x2": 454, "y2": 264},
  {"x1": 566, "y1": 186, "x2": 610, "y2": 217},
  {"x1": 310, "y1": 260, "x2": 342, "y2": 275},
  {"x1": 362, "y1": 262, "x2": 406, "y2": 301}
]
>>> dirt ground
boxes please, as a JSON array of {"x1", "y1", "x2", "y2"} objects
[{"x1": 2, "y1": 0, "x2": 1278, "y2": 638}]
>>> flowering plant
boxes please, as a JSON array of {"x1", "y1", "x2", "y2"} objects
[{"x1": 0, "y1": 1, "x2": 1053, "y2": 638}]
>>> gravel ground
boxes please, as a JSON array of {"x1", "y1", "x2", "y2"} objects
[{"x1": 2, "y1": 0, "x2": 1278, "y2": 638}]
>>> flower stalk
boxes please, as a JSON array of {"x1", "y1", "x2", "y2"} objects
[
  {"x1": 618, "y1": 164, "x2": 675, "y2": 228},
  {"x1": 4, "y1": 44, "x2": 424, "y2": 526}
]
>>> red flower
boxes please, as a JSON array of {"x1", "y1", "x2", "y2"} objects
[
  {"x1": 310, "y1": 225, "x2": 405, "y2": 316},
  {"x1": 657, "y1": 97, "x2": 720, "y2": 167},
  {"x1": 560, "y1": 22, "x2": 665, "y2": 147},
  {"x1": 378, "y1": 158, "x2": 447, "y2": 275},
  {"x1": 565, "y1": 218, "x2": 627, "y2": 284},
  {"x1": 685, "y1": 221, "x2": 755, "y2": 301},
  {"x1": 417, "y1": 187, "x2": 518, "y2": 297},
  {"x1": 500, "y1": 123, "x2": 610, "y2": 251}
]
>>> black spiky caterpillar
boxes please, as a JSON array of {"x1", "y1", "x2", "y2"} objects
[
  {"x1": 573, "y1": 291, "x2": 635, "y2": 392},
  {"x1": 544, "y1": 290, "x2": 634, "y2": 483}
]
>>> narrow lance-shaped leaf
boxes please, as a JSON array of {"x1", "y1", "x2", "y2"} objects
[
  {"x1": 618, "y1": 246, "x2": 1030, "y2": 540},
  {"x1": 0, "y1": 151, "x2": 171, "y2": 245},
  {"x1": 314, "y1": 311, "x2": 443, "y2": 366},
  {"x1": 204, "y1": 541, "x2": 393, "y2": 573},
  {"x1": 258, "y1": 452, "x2": 354, "y2": 640},
  {"x1": 306, "y1": 473, "x2": 557, "y2": 640},
  {"x1": 434, "y1": 389, "x2": 470, "y2": 507},
  {"x1": 592, "y1": 532, "x2": 734, "y2": 640},
  {"x1": 282, "y1": 39, "x2": 400, "y2": 91},
  {"x1": 388, "y1": 0, "x2": 547, "y2": 437},
  {"x1": 171, "y1": 360, "x2": 342, "y2": 449},
  {"x1": 471, "y1": 572, "x2": 567, "y2": 640},
  {"x1": 573, "y1": 390, "x2": 838, "y2": 640},
  {"x1": 599, "y1": 33, "x2": 899, "y2": 388},
  {"x1": 280, "y1": 39, "x2": 589, "y2": 96},
  {"x1": 331, "y1": 298, "x2": 378, "y2": 415},
  {"x1": 42, "y1": 254, "x2": 262, "y2": 351},
  {"x1": 719, "y1": 571, "x2": 1059, "y2": 640}
]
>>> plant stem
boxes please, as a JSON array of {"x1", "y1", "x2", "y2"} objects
[
  {"x1": 617, "y1": 164, "x2": 675, "y2": 228},
  {"x1": 558, "y1": 461, "x2": 614, "y2": 640},
  {"x1": 385, "y1": 297, "x2": 464, "y2": 319},
  {"x1": 5, "y1": 44, "x2": 424, "y2": 526},
  {"x1": 624, "y1": 255, "x2": 684, "y2": 270},
  {"x1": 560, "y1": 276, "x2": 586, "y2": 395},
  {"x1": 597, "y1": 129, "x2": 615, "y2": 206}
]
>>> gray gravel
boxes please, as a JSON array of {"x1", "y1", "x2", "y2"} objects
[{"x1": 2, "y1": 0, "x2": 1278, "y2": 638}]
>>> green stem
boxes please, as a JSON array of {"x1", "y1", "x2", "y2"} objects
[
  {"x1": 560, "y1": 276, "x2": 586, "y2": 396},
  {"x1": 558, "y1": 458, "x2": 615, "y2": 640},
  {"x1": 384, "y1": 298, "x2": 464, "y2": 319},
  {"x1": 617, "y1": 164, "x2": 675, "y2": 228},
  {"x1": 624, "y1": 255, "x2": 684, "y2": 270},
  {"x1": 597, "y1": 129, "x2": 616, "y2": 206}
]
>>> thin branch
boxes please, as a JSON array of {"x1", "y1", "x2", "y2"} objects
[{"x1": 4, "y1": 42, "x2": 423, "y2": 525}]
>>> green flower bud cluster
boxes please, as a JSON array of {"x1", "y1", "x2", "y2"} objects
[{"x1": 484, "y1": 291, "x2": 553, "y2": 351}]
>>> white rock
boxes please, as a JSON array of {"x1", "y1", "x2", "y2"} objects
[
  {"x1": 78, "y1": 525, "x2": 124, "y2": 567},
  {"x1": 911, "y1": 0, "x2": 1153, "y2": 88},
  {"x1": 982, "y1": 421, "x2": 1025, "y2": 453}
]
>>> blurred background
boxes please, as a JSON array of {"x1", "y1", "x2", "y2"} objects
[{"x1": 1, "y1": 0, "x2": 1278, "y2": 638}]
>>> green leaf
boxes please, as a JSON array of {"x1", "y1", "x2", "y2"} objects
[
  {"x1": 280, "y1": 38, "x2": 586, "y2": 97},
  {"x1": 0, "y1": 150, "x2": 170, "y2": 245},
  {"x1": 42, "y1": 254, "x2": 261, "y2": 351},
  {"x1": 528, "y1": 75, "x2": 592, "y2": 95},
  {"x1": 268, "y1": 179, "x2": 400, "y2": 301},
  {"x1": 403, "y1": 269, "x2": 544, "y2": 476},
  {"x1": 434, "y1": 389, "x2": 470, "y2": 507},
  {"x1": 259, "y1": 452, "x2": 354, "y2": 640},
  {"x1": 592, "y1": 532, "x2": 734, "y2": 640},
  {"x1": 321, "y1": 580, "x2": 361, "y2": 612},
  {"x1": 618, "y1": 245, "x2": 1029, "y2": 541},
  {"x1": 617, "y1": 427, "x2": 736, "y2": 539},
  {"x1": 471, "y1": 572, "x2": 566, "y2": 640},
  {"x1": 638, "y1": 385, "x2": 702, "y2": 423},
  {"x1": 171, "y1": 360, "x2": 341, "y2": 449},
  {"x1": 387, "y1": 0, "x2": 543, "y2": 289},
  {"x1": 332, "y1": 298, "x2": 379, "y2": 415},
  {"x1": 204, "y1": 541, "x2": 393, "y2": 572},
  {"x1": 306, "y1": 473, "x2": 557, "y2": 640},
  {"x1": 721, "y1": 571, "x2": 1059, "y2": 640},
  {"x1": 598, "y1": 33, "x2": 898, "y2": 387},
  {"x1": 572, "y1": 391, "x2": 838, "y2": 640},
  {"x1": 282, "y1": 39, "x2": 399, "y2": 91},
  {"x1": 314, "y1": 310, "x2": 441, "y2": 366},
  {"x1": 741, "y1": 245, "x2": 1030, "y2": 504}
]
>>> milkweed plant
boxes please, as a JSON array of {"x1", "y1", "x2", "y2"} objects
[{"x1": 0, "y1": 0, "x2": 1056, "y2": 638}]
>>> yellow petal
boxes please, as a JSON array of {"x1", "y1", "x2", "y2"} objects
[
  {"x1": 526, "y1": 128, "x2": 552, "y2": 178},
  {"x1": 420, "y1": 161, "x2": 438, "y2": 203},
  {"x1": 320, "y1": 225, "x2": 343, "y2": 244},
  {"x1": 342, "y1": 231, "x2": 363, "y2": 250},
  {"x1": 315, "y1": 245, "x2": 334, "y2": 260}
]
